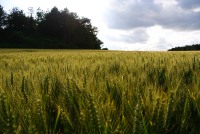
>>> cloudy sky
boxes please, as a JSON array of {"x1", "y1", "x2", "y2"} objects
[{"x1": 1, "y1": 0, "x2": 200, "y2": 50}]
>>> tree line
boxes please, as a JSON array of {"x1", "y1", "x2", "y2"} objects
[
  {"x1": 0, "y1": 5, "x2": 103, "y2": 49},
  {"x1": 168, "y1": 44, "x2": 200, "y2": 51}
]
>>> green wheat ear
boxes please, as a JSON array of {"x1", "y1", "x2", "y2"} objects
[
  {"x1": 10, "y1": 72, "x2": 14, "y2": 86},
  {"x1": 21, "y1": 76, "x2": 27, "y2": 102},
  {"x1": 0, "y1": 92, "x2": 16, "y2": 133},
  {"x1": 53, "y1": 106, "x2": 61, "y2": 134}
]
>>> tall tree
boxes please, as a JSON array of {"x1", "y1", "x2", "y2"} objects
[
  {"x1": 0, "y1": 5, "x2": 6, "y2": 29},
  {"x1": 27, "y1": 7, "x2": 36, "y2": 33},
  {"x1": 72, "y1": 17, "x2": 103, "y2": 49},
  {"x1": 36, "y1": 8, "x2": 45, "y2": 23},
  {"x1": 6, "y1": 7, "x2": 28, "y2": 31}
]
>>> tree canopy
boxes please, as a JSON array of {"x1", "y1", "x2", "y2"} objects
[
  {"x1": 0, "y1": 5, "x2": 103, "y2": 49},
  {"x1": 168, "y1": 44, "x2": 200, "y2": 51},
  {"x1": 0, "y1": 5, "x2": 6, "y2": 29}
]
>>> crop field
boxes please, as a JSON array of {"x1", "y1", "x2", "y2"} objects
[{"x1": 0, "y1": 49, "x2": 200, "y2": 133}]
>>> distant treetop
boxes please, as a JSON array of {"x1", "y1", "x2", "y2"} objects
[{"x1": 168, "y1": 44, "x2": 200, "y2": 51}]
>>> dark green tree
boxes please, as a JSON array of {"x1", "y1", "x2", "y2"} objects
[
  {"x1": 6, "y1": 7, "x2": 28, "y2": 31},
  {"x1": 0, "y1": 5, "x2": 6, "y2": 29},
  {"x1": 168, "y1": 44, "x2": 200, "y2": 51},
  {"x1": 0, "y1": 5, "x2": 7, "y2": 42},
  {"x1": 37, "y1": 6, "x2": 103, "y2": 49},
  {"x1": 26, "y1": 7, "x2": 36, "y2": 34},
  {"x1": 43, "y1": 7, "x2": 61, "y2": 37},
  {"x1": 72, "y1": 17, "x2": 103, "y2": 49},
  {"x1": 60, "y1": 9, "x2": 79, "y2": 48},
  {"x1": 36, "y1": 8, "x2": 45, "y2": 23}
]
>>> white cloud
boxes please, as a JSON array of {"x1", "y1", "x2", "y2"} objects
[
  {"x1": 146, "y1": 25, "x2": 200, "y2": 50},
  {"x1": 102, "y1": 0, "x2": 200, "y2": 50}
]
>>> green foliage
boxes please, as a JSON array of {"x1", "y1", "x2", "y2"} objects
[
  {"x1": 0, "y1": 4, "x2": 103, "y2": 49},
  {"x1": 168, "y1": 44, "x2": 200, "y2": 51},
  {"x1": 8, "y1": 31, "x2": 27, "y2": 45},
  {"x1": 0, "y1": 50, "x2": 200, "y2": 133},
  {"x1": 0, "y1": 5, "x2": 6, "y2": 29},
  {"x1": 6, "y1": 7, "x2": 28, "y2": 31}
]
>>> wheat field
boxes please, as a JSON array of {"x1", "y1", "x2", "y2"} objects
[{"x1": 0, "y1": 49, "x2": 200, "y2": 133}]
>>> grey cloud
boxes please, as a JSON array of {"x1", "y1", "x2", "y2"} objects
[
  {"x1": 156, "y1": 7, "x2": 200, "y2": 31},
  {"x1": 105, "y1": 0, "x2": 200, "y2": 31},
  {"x1": 176, "y1": 0, "x2": 200, "y2": 9},
  {"x1": 106, "y1": 0, "x2": 160, "y2": 29},
  {"x1": 120, "y1": 29, "x2": 149, "y2": 43}
]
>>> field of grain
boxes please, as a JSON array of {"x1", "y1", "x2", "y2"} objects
[{"x1": 0, "y1": 49, "x2": 200, "y2": 133}]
